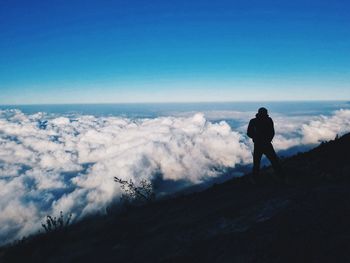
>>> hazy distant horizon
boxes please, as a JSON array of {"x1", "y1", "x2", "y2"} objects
[
  {"x1": 0, "y1": 99, "x2": 348, "y2": 106},
  {"x1": 1, "y1": 100, "x2": 349, "y2": 117}
]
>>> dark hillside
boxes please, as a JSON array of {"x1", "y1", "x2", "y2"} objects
[{"x1": 1, "y1": 134, "x2": 350, "y2": 263}]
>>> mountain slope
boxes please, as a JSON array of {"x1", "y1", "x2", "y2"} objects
[{"x1": 1, "y1": 133, "x2": 350, "y2": 263}]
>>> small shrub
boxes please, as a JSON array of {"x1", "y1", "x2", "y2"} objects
[
  {"x1": 41, "y1": 211, "x2": 72, "y2": 233},
  {"x1": 114, "y1": 177, "x2": 155, "y2": 204}
]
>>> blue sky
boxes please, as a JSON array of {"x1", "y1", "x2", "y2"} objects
[{"x1": 0, "y1": 0, "x2": 349, "y2": 104}]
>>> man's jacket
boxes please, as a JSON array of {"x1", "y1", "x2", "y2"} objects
[{"x1": 247, "y1": 115, "x2": 275, "y2": 143}]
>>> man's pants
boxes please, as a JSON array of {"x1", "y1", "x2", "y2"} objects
[{"x1": 253, "y1": 142, "x2": 281, "y2": 176}]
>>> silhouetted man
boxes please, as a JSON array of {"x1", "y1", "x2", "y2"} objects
[{"x1": 247, "y1": 107, "x2": 282, "y2": 180}]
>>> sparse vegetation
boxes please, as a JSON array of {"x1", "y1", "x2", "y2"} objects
[
  {"x1": 114, "y1": 177, "x2": 155, "y2": 204},
  {"x1": 41, "y1": 211, "x2": 72, "y2": 233}
]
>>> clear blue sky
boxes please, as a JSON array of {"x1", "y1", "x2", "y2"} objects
[{"x1": 0, "y1": 0, "x2": 349, "y2": 104}]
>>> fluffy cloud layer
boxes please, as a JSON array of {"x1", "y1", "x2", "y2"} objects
[{"x1": 0, "y1": 109, "x2": 349, "y2": 244}]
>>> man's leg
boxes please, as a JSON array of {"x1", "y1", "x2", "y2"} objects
[
  {"x1": 253, "y1": 144, "x2": 263, "y2": 177},
  {"x1": 264, "y1": 142, "x2": 282, "y2": 174}
]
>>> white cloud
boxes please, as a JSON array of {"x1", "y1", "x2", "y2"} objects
[
  {"x1": 0, "y1": 109, "x2": 349, "y2": 245},
  {"x1": 0, "y1": 111, "x2": 251, "y2": 244},
  {"x1": 300, "y1": 109, "x2": 350, "y2": 144}
]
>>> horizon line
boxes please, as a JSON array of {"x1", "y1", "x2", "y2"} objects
[{"x1": 0, "y1": 99, "x2": 349, "y2": 107}]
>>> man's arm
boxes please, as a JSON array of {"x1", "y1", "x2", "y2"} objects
[
  {"x1": 269, "y1": 118, "x2": 275, "y2": 141},
  {"x1": 247, "y1": 119, "x2": 255, "y2": 139}
]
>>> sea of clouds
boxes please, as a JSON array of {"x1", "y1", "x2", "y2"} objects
[{"x1": 0, "y1": 108, "x2": 350, "y2": 244}]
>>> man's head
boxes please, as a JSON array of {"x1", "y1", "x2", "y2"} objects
[{"x1": 256, "y1": 107, "x2": 268, "y2": 117}]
